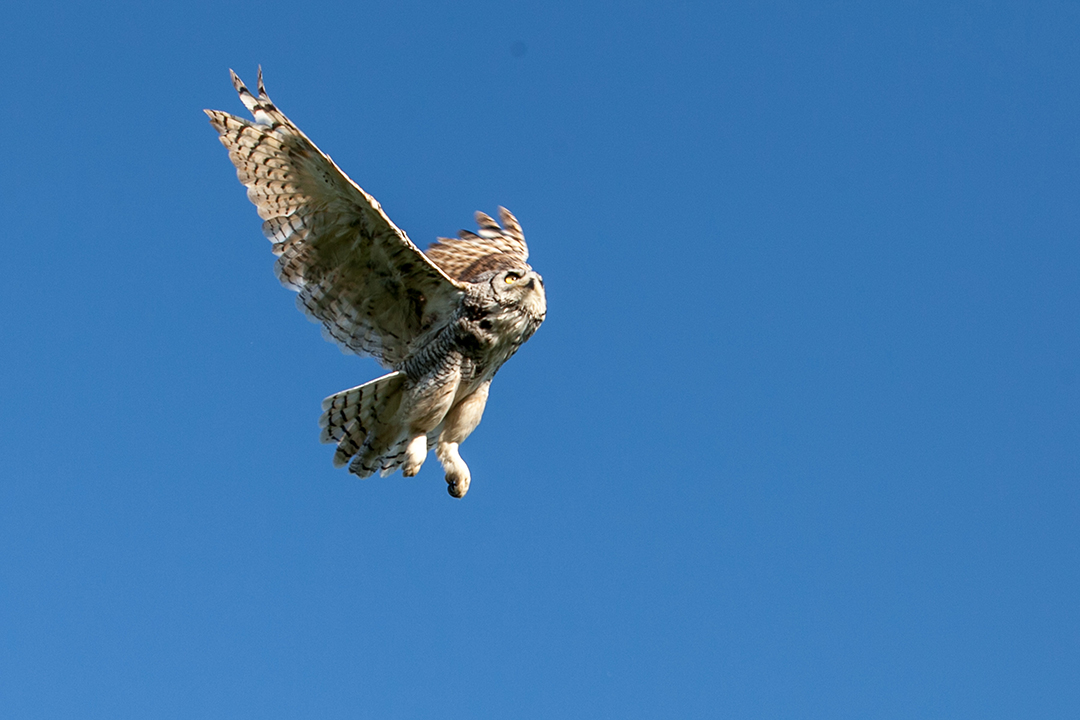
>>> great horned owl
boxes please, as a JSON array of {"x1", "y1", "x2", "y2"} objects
[{"x1": 205, "y1": 69, "x2": 546, "y2": 498}]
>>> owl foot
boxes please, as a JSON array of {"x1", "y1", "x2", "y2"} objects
[
  {"x1": 437, "y1": 441, "x2": 471, "y2": 498},
  {"x1": 446, "y1": 470, "x2": 471, "y2": 498},
  {"x1": 401, "y1": 435, "x2": 428, "y2": 477}
]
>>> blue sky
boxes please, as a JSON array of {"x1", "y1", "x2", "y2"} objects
[{"x1": 2, "y1": 1, "x2": 1078, "y2": 717}]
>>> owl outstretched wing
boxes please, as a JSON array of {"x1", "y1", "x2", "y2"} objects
[
  {"x1": 425, "y1": 207, "x2": 531, "y2": 282},
  {"x1": 205, "y1": 69, "x2": 465, "y2": 367}
]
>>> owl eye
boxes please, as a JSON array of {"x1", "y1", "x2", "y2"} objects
[{"x1": 504, "y1": 272, "x2": 521, "y2": 284}]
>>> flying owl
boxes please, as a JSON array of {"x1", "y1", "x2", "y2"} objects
[{"x1": 205, "y1": 69, "x2": 546, "y2": 498}]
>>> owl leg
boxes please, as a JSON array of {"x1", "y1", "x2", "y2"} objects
[
  {"x1": 399, "y1": 365, "x2": 462, "y2": 478},
  {"x1": 436, "y1": 443, "x2": 470, "y2": 498},
  {"x1": 401, "y1": 435, "x2": 428, "y2": 477},
  {"x1": 437, "y1": 381, "x2": 490, "y2": 498}
]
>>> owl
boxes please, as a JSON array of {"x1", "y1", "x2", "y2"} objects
[{"x1": 205, "y1": 69, "x2": 546, "y2": 498}]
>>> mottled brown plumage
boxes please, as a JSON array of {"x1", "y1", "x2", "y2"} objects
[
  {"x1": 426, "y1": 208, "x2": 530, "y2": 282},
  {"x1": 206, "y1": 69, "x2": 546, "y2": 497}
]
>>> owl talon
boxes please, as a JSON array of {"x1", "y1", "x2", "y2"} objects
[
  {"x1": 438, "y1": 441, "x2": 471, "y2": 498},
  {"x1": 401, "y1": 435, "x2": 428, "y2": 477},
  {"x1": 446, "y1": 473, "x2": 470, "y2": 498}
]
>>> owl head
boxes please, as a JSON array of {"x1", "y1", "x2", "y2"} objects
[{"x1": 491, "y1": 266, "x2": 547, "y2": 322}]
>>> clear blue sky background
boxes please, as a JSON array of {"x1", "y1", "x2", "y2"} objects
[{"x1": 2, "y1": 1, "x2": 1078, "y2": 717}]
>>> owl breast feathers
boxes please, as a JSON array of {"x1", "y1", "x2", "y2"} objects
[{"x1": 206, "y1": 68, "x2": 546, "y2": 498}]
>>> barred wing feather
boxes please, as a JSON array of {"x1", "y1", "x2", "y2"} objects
[{"x1": 205, "y1": 69, "x2": 465, "y2": 367}]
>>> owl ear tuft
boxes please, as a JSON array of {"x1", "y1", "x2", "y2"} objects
[{"x1": 497, "y1": 207, "x2": 524, "y2": 243}]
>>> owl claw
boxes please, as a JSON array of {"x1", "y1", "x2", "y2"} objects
[
  {"x1": 438, "y1": 441, "x2": 471, "y2": 498},
  {"x1": 446, "y1": 473, "x2": 470, "y2": 498}
]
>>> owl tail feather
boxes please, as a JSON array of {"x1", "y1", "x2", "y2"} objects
[{"x1": 319, "y1": 371, "x2": 410, "y2": 477}]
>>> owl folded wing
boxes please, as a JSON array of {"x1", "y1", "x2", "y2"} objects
[{"x1": 205, "y1": 69, "x2": 465, "y2": 367}]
